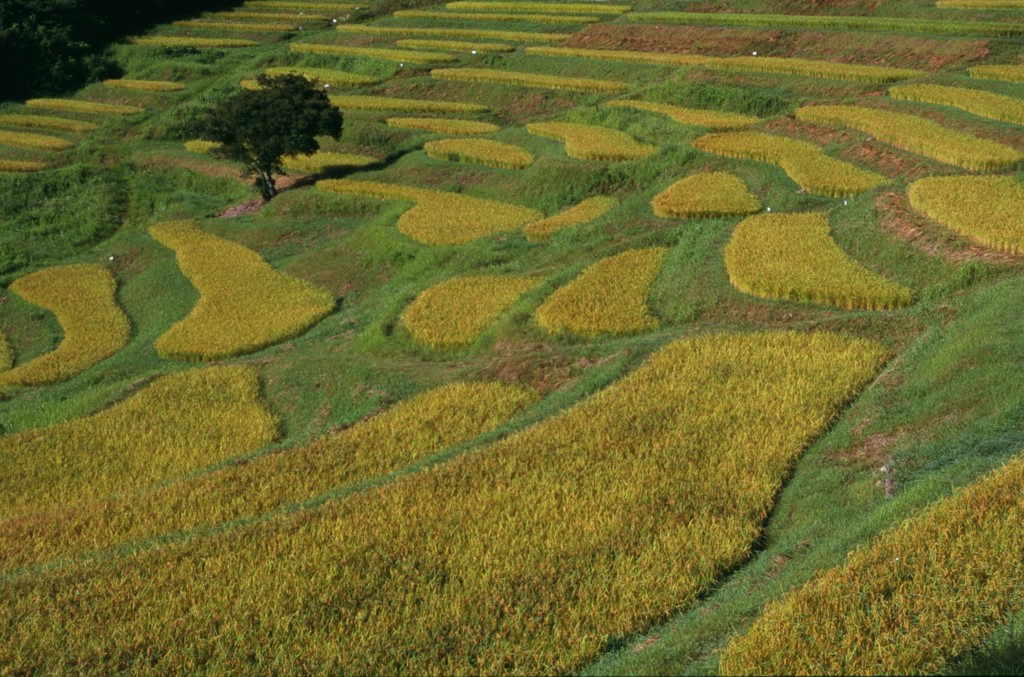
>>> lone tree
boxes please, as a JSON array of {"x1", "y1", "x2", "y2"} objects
[{"x1": 194, "y1": 74, "x2": 342, "y2": 200}]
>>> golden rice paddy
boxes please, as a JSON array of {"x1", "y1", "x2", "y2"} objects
[
  {"x1": 524, "y1": 196, "x2": 617, "y2": 241},
  {"x1": 526, "y1": 122, "x2": 657, "y2": 161},
  {"x1": 652, "y1": 172, "x2": 762, "y2": 219},
  {"x1": 423, "y1": 137, "x2": 534, "y2": 169},
  {"x1": 908, "y1": 175, "x2": 1024, "y2": 254}
]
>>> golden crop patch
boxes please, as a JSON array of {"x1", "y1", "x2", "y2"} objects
[
  {"x1": 0, "y1": 130, "x2": 73, "y2": 152},
  {"x1": 335, "y1": 24, "x2": 566, "y2": 42},
  {"x1": 395, "y1": 38, "x2": 515, "y2": 53},
  {"x1": 129, "y1": 36, "x2": 258, "y2": 48},
  {"x1": 0, "y1": 333, "x2": 11, "y2": 372},
  {"x1": 26, "y1": 98, "x2": 144, "y2": 116},
  {"x1": 447, "y1": 1, "x2": 631, "y2": 14},
  {"x1": 527, "y1": 121, "x2": 656, "y2": 161},
  {"x1": 173, "y1": 19, "x2": 296, "y2": 31},
  {"x1": 908, "y1": 175, "x2": 1024, "y2": 254},
  {"x1": 0, "y1": 114, "x2": 96, "y2": 133},
  {"x1": 694, "y1": 131, "x2": 886, "y2": 198},
  {"x1": 969, "y1": 64, "x2": 1024, "y2": 83},
  {"x1": 401, "y1": 275, "x2": 542, "y2": 347},
  {"x1": 795, "y1": 104, "x2": 1022, "y2": 171},
  {"x1": 0, "y1": 380, "x2": 536, "y2": 572},
  {"x1": 150, "y1": 221, "x2": 335, "y2": 361},
  {"x1": 889, "y1": 83, "x2": 1024, "y2": 125},
  {"x1": 385, "y1": 116, "x2": 499, "y2": 134},
  {"x1": 393, "y1": 9, "x2": 601, "y2": 23},
  {"x1": 0, "y1": 159, "x2": 49, "y2": 172},
  {"x1": 0, "y1": 264, "x2": 130, "y2": 388},
  {"x1": 281, "y1": 151, "x2": 376, "y2": 173},
  {"x1": 423, "y1": 137, "x2": 534, "y2": 169},
  {"x1": 318, "y1": 179, "x2": 542, "y2": 244},
  {"x1": 431, "y1": 67, "x2": 629, "y2": 93},
  {"x1": 290, "y1": 42, "x2": 456, "y2": 64},
  {"x1": 184, "y1": 139, "x2": 222, "y2": 154},
  {"x1": 536, "y1": 247, "x2": 666, "y2": 336},
  {"x1": 652, "y1": 172, "x2": 762, "y2": 219},
  {"x1": 607, "y1": 99, "x2": 761, "y2": 130},
  {"x1": 524, "y1": 195, "x2": 617, "y2": 241},
  {"x1": 0, "y1": 331, "x2": 887, "y2": 674},
  {"x1": 330, "y1": 94, "x2": 487, "y2": 113},
  {"x1": 264, "y1": 66, "x2": 379, "y2": 87},
  {"x1": 102, "y1": 78, "x2": 185, "y2": 92},
  {"x1": 0, "y1": 366, "x2": 276, "y2": 520},
  {"x1": 724, "y1": 212, "x2": 914, "y2": 310}
]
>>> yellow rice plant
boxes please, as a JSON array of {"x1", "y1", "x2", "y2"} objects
[
  {"x1": 0, "y1": 380, "x2": 536, "y2": 572},
  {"x1": 173, "y1": 19, "x2": 297, "y2": 31},
  {"x1": 527, "y1": 121, "x2": 657, "y2": 161},
  {"x1": 908, "y1": 175, "x2": 1024, "y2": 254},
  {"x1": 385, "y1": 116, "x2": 499, "y2": 134},
  {"x1": 263, "y1": 66, "x2": 379, "y2": 86},
  {"x1": 0, "y1": 130, "x2": 73, "y2": 152},
  {"x1": 395, "y1": 38, "x2": 515, "y2": 53},
  {"x1": 796, "y1": 104, "x2": 1022, "y2": 171},
  {"x1": 150, "y1": 221, "x2": 335, "y2": 360},
  {"x1": 969, "y1": 64, "x2": 1024, "y2": 84},
  {"x1": 0, "y1": 114, "x2": 96, "y2": 133},
  {"x1": 719, "y1": 449, "x2": 1024, "y2": 675},
  {"x1": 526, "y1": 45, "x2": 712, "y2": 67},
  {"x1": 330, "y1": 94, "x2": 487, "y2": 113},
  {"x1": 281, "y1": 151, "x2": 376, "y2": 173},
  {"x1": 724, "y1": 212, "x2": 914, "y2": 310},
  {"x1": 0, "y1": 264, "x2": 131, "y2": 388},
  {"x1": 401, "y1": 275, "x2": 541, "y2": 347},
  {"x1": 26, "y1": 98, "x2": 144, "y2": 116},
  {"x1": 0, "y1": 331, "x2": 887, "y2": 674},
  {"x1": 447, "y1": 1, "x2": 631, "y2": 14},
  {"x1": 424, "y1": 137, "x2": 534, "y2": 169},
  {"x1": 431, "y1": 67, "x2": 628, "y2": 93},
  {"x1": 652, "y1": 171, "x2": 762, "y2": 219},
  {"x1": 208, "y1": 10, "x2": 329, "y2": 20},
  {"x1": 290, "y1": 43, "x2": 456, "y2": 64},
  {"x1": 0, "y1": 159, "x2": 49, "y2": 172},
  {"x1": 694, "y1": 131, "x2": 886, "y2": 198},
  {"x1": 938, "y1": 0, "x2": 1024, "y2": 6},
  {"x1": 536, "y1": 247, "x2": 666, "y2": 336},
  {"x1": 607, "y1": 99, "x2": 761, "y2": 130},
  {"x1": 318, "y1": 178, "x2": 542, "y2": 244},
  {"x1": 0, "y1": 333, "x2": 11, "y2": 372},
  {"x1": 0, "y1": 366, "x2": 276, "y2": 520},
  {"x1": 524, "y1": 195, "x2": 617, "y2": 241},
  {"x1": 335, "y1": 24, "x2": 566, "y2": 42},
  {"x1": 393, "y1": 9, "x2": 601, "y2": 23},
  {"x1": 246, "y1": 0, "x2": 354, "y2": 9},
  {"x1": 102, "y1": 78, "x2": 185, "y2": 92},
  {"x1": 889, "y1": 83, "x2": 1024, "y2": 126},
  {"x1": 128, "y1": 36, "x2": 258, "y2": 48},
  {"x1": 184, "y1": 139, "x2": 221, "y2": 154}
]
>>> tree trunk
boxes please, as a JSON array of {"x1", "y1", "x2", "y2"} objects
[{"x1": 258, "y1": 169, "x2": 277, "y2": 200}]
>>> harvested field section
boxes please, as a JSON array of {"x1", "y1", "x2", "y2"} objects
[
  {"x1": 652, "y1": 172, "x2": 761, "y2": 219},
  {"x1": 524, "y1": 196, "x2": 617, "y2": 241},
  {"x1": 908, "y1": 175, "x2": 1024, "y2": 254},
  {"x1": 527, "y1": 122, "x2": 656, "y2": 161}
]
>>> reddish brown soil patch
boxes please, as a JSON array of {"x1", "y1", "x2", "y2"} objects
[
  {"x1": 632, "y1": 635, "x2": 661, "y2": 653},
  {"x1": 219, "y1": 198, "x2": 265, "y2": 218},
  {"x1": 831, "y1": 429, "x2": 904, "y2": 466},
  {"x1": 565, "y1": 24, "x2": 778, "y2": 56},
  {"x1": 784, "y1": 32, "x2": 988, "y2": 71}
]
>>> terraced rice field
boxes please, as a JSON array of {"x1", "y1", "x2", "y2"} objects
[
  {"x1": 908, "y1": 175, "x2": 1024, "y2": 254},
  {"x1": 524, "y1": 195, "x2": 617, "y2": 241},
  {"x1": 423, "y1": 137, "x2": 533, "y2": 169},
  {"x1": 526, "y1": 121, "x2": 656, "y2": 161},
  {"x1": 652, "y1": 172, "x2": 762, "y2": 219}
]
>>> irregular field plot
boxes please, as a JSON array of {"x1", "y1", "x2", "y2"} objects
[
  {"x1": 281, "y1": 151, "x2": 376, "y2": 173},
  {"x1": 26, "y1": 98, "x2": 144, "y2": 116},
  {"x1": 396, "y1": 39, "x2": 515, "y2": 53},
  {"x1": 400, "y1": 275, "x2": 541, "y2": 348},
  {"x1": 527, "y1": 122, "x2": 656, "y2": 161},
  {"x1": 0, "y1": 130, "x2": 73, "y2": 152},
  {"x1": 334, "y1": 24, "x2": 567, "y2": 43},
  {"x1": 385, "y1": 116, "x2": 499, "y2": 135},
  {"x1": 652, "y1": 172, "x2": 762, "y2": 219},
  {"x1": 970, "y1": 64, "x2": 1024, "y2": 83},
  {"x1": 173, "y1": 19, "x2": 296, "y2": 31},
  {"x1": 724, "y1": 212, "x2": 914, "y2": 310},
  {"x1": 431, "y1": 67, "x2": 629, "y2": 94},
  {"x1": 128, "y1": 36, "x2": 258, "y2": 48},
  {"x1": 0, "y1": 114, "x2": 96, "y2": 133},
  {"x1": 102, "y1": 79, "x2": 185, "y2": 92},
  {"x1": 0, "y1": 160, "x2": 49, "y2": 172},
  {"x1": 150, "y1": 221, "x2": 335, "y2": 361},
  {"x1": 889, "y1": 83, "x2": 1024, "y2": 126},
  {"x1": 423, "y1": 137, "x2": 533, "y2": 169},
  {"x1": 330, "y1": 95, "x2": 486, "y2": 113},
  {"x1": 536, "y1": 247, "x2": 666, "y2": 337},
  {"x1": 0, "y1": 332, "x2": 887, "y2": 674},
  {"x1": 0, "y1": 264, "x2": 131, "y2": 388},
  {"x1": 263, "y1": 66, "x2": 380, "y2": 87},
  {"x1": 607, "y1": 99, "x2": 761, "y2": 130},
  {"x1": 524, "y1": 195, "x2": 617, "y2": 241},
  {"x1": 184, "y1": 139, "x2": 221, "y2": 154},
  {"x1": 908, "y1": 175, "x2": 1024, "y2": 254}
]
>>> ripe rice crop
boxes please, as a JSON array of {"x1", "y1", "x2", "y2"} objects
[
  {"x1": 401, "y1": 275, "x2": 542, "y2": 347},
  {"x1": 0, "y1": 333, "x2": 11, "y2": 372},
  {"x1": 889, "y1": 83, "x2": 1024, "y2": 125},
  {"x1": 128, "y1": 36, "x2": 258, "y2": 48},
  {"x1": 447, "y1": 1, "x2": 631, "y2": 14},
  {"x1": 719, "y1": 449, "x2": 1024, "y2": 674},
  {"x1": 395, "y1": 38, "x2": 515, "y2": 53},
  {"x1": 908, "y1": 175, "x2": 1024, "y2": 254},
  {"x1": 281, "y1": 151, "x2": 376, "y2": 173},
  {"x1": 423, "y1": 137, "x2": 534, "y2": 169},
  {"x1": 0, "y1": 159, "x2": 49, "y2": 172},
  {"x1": 246, "y1": 0, "x2": 354, "y2": 9},
  {"x1": 0, "y1": 114, "x2": 96, "y2": 133},
  {"x1": 694, "y1": 131, "x2": 886, "y2": 198},
  {"x1": 0, "y1": 380, "x2": 535, "y2": 572},
  {"x1": 102, "y1": 78, "x2": 185, "y2": 92},
  {"x1": 318, "y1": 178, "x2": 542, "y2": 244},
  {"x1": 385, "y1": 116, "x2": 499, "y2": 134},
  {"x1": 0, "y1": 366, "x2": 276, "y2": 520},
  {"x1": 150, "y1": 221, "x2": 335, "y2": 360},
  {"x1": 393, "y1": 9, "x2": 601, "y2": 23},
  {"x1": 0, "y1": 331, "x2": 887, "y2": 674},
  {"x1": 652, "y1": 172, "x2": 762, "y2": 219},
  {"x1": 0, "y1": 264, "x2": 131, "y2": 388},
  {"x1": 0, "y1": 130, "x2": 73, "y2": 152},
  {"x1": 335, "y1": 24, "x2": 566, "y2": 42},
  {"x1": 330, "y1": 95, "x2": 487, "y2": 113},
  {"x1": 26, "y1": 98, "x2": 144, "y2": 116},
  {"x1": 524, "y1": 195, "x2": 617, "y2": 241},
  {"x1": 536, "y1": 247, "x2": 666, "y2": 336},
  {"x1": 263, "y1": 66, "x2": 379, "y2": 86},
  {"x1": 969, "y1": 64, "x2": 1024, "y2": 83},
  {"x1": 607, "y1": 99, "x2": 761, "y2": 130},
  {"x1": 173, "y1": 19, "x2": 296, "y2": 31},
  {"x1": 526, "y1": 45, "x2": 713, "y2": 67},
  {"x1": 526, "y1": 122, "x2": 656, "y2": 161},
  {"x1": 796, "y1": 104, "x2": 1023, "y2": 171},
  {"x1": 431, "y1": 67, "x2": 628, "y2": 93},
  {"x1": 208, "y1": 10, "x2": 329, "y2": 20},
  {"x1": 184, "y1": 139, "x2": 221, "y2": 154},
  {"x1": 724, "y1": 211, "x2": 914, "y2": 310},
  {"x1": 290, "y1": 43, "x2": 456, "y2": 64}
]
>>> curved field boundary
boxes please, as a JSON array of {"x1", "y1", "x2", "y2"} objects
[
  {"x1": 0, "y1": 332, "x2": 887, "y2": 674},
  {"x1": 102, "y1": 79, "x2": 185, "y2": 92},
  {"x1": 969, "y1": 64, "x2": 1024, "y2": 83},
  {"x1": 150, "y1": 221, "x2": 335, "y2": 361},
  {"x1": 525, "y1": 195, "x2": 617, "y2": 241},
  {"x1": 26, "y1": 98, "x2": 144, "y2": 116},
  {"x1": 796, "y1": 104, "x2": 1023, "y2": 171},
  {"x1": 652, "y1": 172, "x2": 762, "y2": 219},
  {"x1": 334, "y1": 24, "x2": 567, "y2": 42},
  {"x1": 0, "y1": 114, "x2": 96, "y2": 133},
  {"x1": 385, "y1": 116, "x2": 499, "y2": 134},
  {"x1": 431, "y1": 67, "x2": 629, "y2": 93},
  {"x1": 0, "y1": 264, "x2": 131, "y2": 388},
  {"x1": 536, "y1": 247, "x2": 666, "y2": 336},
  {"x1": 329, "y1": 94, "x2": 487, "y2": 113},
  {"x1": 290, "y1": 43, "x2": 456, "y2": 64},
  {"x1": 317, "y1": 179, "x2": 542, "y2": 244},
  {"x1": 401, "y1": 275, "x2": 542, "y2": 347},
  {"x1": 890, "y1": 83, "x2": 1024, "y2": 125},
  {"x1": 908, "y1": 175, "x2": 1024, "y2": 254},
  {"x1": 424, "y1": 137, "x2": 534, "y2": 169},
  {"x1": 694, "y1": 131, "x2": 885, "y2": 198},
  {"x1": 607, "y1": 100, "x2": 761, "y2": 130},
  {"x1": 447, "y1": 1, "x2": 631, "y2": 14},
  {"x1": 128, "y1": 36, "x2": 259, "y2": 48},
  {"x1": 393, "y1": 9, "x2": 602, "y2": 23},
  {"x1": 0, "y1": 380, "x2": 536, "y2": 572},
  {"x1": 0, "y1": 365, "x2": 276, "y2": 520},
  {"x1": 724, "y1": 211, "x2": 914, "y2": 310},
  {"x1": 527, "y1": 121, "x2": 656, "y2": 161},
  {"x1": 281, "y1": 151, "x2": 376, "y2": 173},
  {"x1": 0, "y1": 130, "x2": 73, "y2": 152}
]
